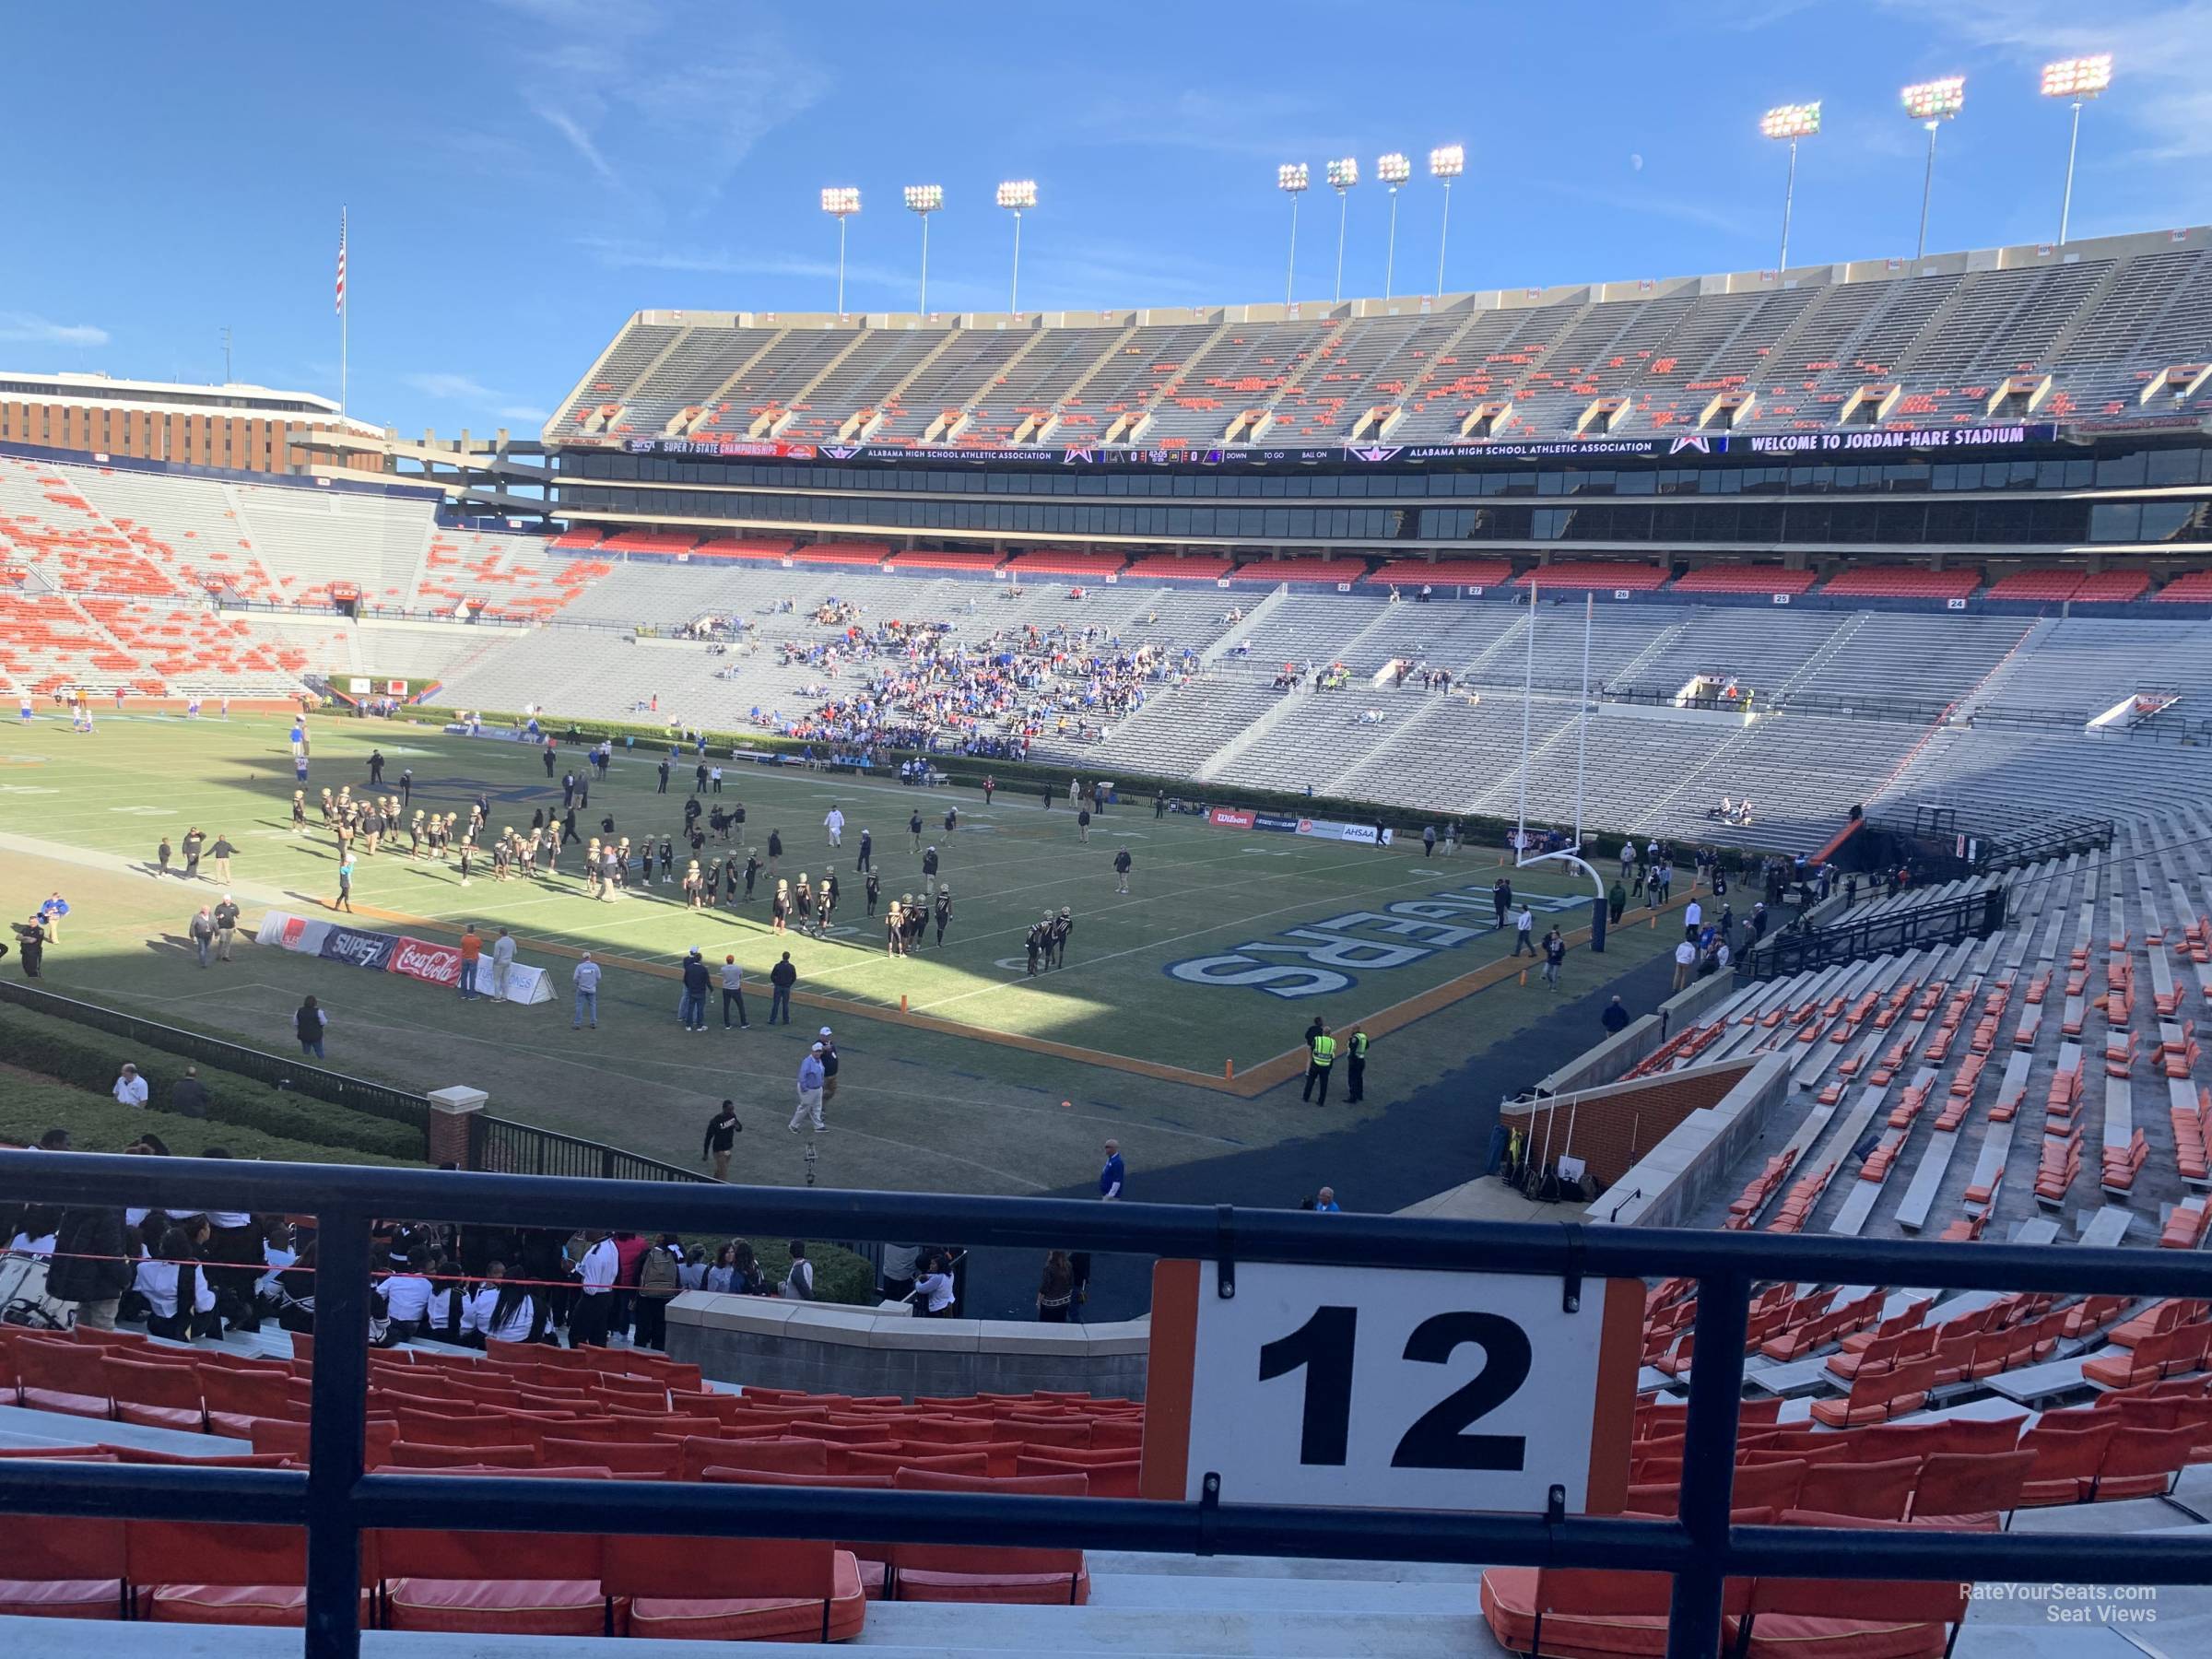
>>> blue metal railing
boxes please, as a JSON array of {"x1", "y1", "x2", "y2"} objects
[{"x1": 2, "y1": 1151, "x2": 2210, "y2": 1659}]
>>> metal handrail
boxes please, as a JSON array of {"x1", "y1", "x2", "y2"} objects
[{"x1": 2, "y1": 1150, "x2": 2209, "y2": 1659}]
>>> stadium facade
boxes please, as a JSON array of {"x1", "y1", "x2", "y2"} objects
[
  {"x1": 330, "y1": 224, "x2": 2211, "y2": 579},
  {"x1": 0, "y1": 371, "x2": 387, "y2": 477}
]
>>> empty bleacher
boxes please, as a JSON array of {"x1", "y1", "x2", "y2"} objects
[{"x1": 547, "y1": 228, "x2": 2212, "y2": 450}]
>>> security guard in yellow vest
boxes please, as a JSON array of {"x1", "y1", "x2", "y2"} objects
[
  {"x1": 1302, "y1": 1022, "x2": 1338, "y2": 1106},
  {"x1": 1346, "y1": 1025, "x2": 1370, "y2": 1104}
]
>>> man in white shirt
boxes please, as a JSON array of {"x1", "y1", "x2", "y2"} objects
[
  {"x1": 823, "y1": 805, "x2": 845, "y2": 848},
  {"x1": 378, "y1": 1253, "x2": 434, "y2": 1343},
  {"x1": 1684, "y1": 899, "x2": 1703, "y2": 933},
  {"x1": 491, "y1": 928, "x2": 517, "y2": 1001},
  {"x1": 1673, "y1": 937, "x2": 1697, "y2": 993},
  {"x1": 112, "y1": 1064, "x2": 149, "y2": 1109},
  {"x1": 571, "y1": 953, "x2": 601, "y2": 1030},
  {"x1": 1512, "y1": 905, "x2": 1536, "y2": 958},
  {"x1": 571, "y1": 1230, "x2": 620, "y2": 1347}
]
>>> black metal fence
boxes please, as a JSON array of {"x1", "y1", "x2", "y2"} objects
[
  {"x1": 470, "y1": 1112, "x2": 712, "y2": 1184},
  {"x1": 3, "y1": 1154, "x2": 2212, "y2": 1659},
  {"x1": 0, "y1": 979, "x2": 431, "y2": 1148},
  {"x1": 1740, "y1": 884, "x2": 2009, "y2": 980}
]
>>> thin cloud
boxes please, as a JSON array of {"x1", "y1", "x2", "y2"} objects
[
  {"x1": 499, "y1": 1, "x2": 826, "y2": 208},
  {"x1": 0, "y1": 312, "x2": 110, "y2": 347},
  {"x1": 531, "y1": 103, "x2": 618, "y2": 185},
  {"x1": 572, "y1": 236, "x2": 999, "y2": 312},
  {"x1": 404, "y1": 371, "x2": 500, "y2": 402},
  {"x1": 1076, "y1": 88, "x2": 1361, "y2": 164},
  {"x1": 498, "y1": 405, "x2": 551, "y2": 423}
]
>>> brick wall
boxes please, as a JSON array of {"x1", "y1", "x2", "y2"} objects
[{"x1": 1501, "y1": 1056, "x2": 1757, "y2": 1187}]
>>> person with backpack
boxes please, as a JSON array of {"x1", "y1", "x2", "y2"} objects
[
  {"x1": 781, "y1": 1241, "x2": 815, "y2": 1300},
  {"x1": 633, "y1": 1233, "x2": 683, "y2": 1349}
]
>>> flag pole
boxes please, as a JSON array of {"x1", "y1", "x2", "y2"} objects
[{"x1": 338, "y1": 207, "x2": 349, "y2": 419}]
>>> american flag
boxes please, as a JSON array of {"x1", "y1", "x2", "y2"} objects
[{"x1": 335, "y1": 210, "x2": 347, "y2": 315}]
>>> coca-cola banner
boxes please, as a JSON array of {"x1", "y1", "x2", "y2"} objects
[
  {"x1": 389, "y1": 935, "x2": 464, "y2": 987},
  {"x1": 255, "y1": 911, "x2": 553, "y2": 1005}
]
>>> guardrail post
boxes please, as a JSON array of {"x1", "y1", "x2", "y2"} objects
[
  {"x1": 305, "y1": 1204, "x2": 372, "y2": 1659},
  {"x1": 1665, "y1": 1266, "x2": 1749, "y2": 1659}
]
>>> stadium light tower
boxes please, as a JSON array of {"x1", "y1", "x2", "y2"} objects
[
  {"x1": 820, "y1": 186, "x2": 861, "y2": 312},
  {"x1": 1759, "y1": 102, "x2": 1820, "y2": 272},
  {"x1": 1277, "y1": 162, "x2": 1310, "y2": 306},
  {"x1": 2041, "y1": 53, "x2": 2112, "y2": 245},
  {"x1": 1325, "y1": 158, "x2": 1358, "y2": 304},
  {"x1": 996, "y1": 180, "x2": 1037, "y2": 312},
  {"x1": 1900, "y1": 77, "x2": 1964, "y2": 260},
  {"x1": 1377, "y1": 152, "x2": 1411, "y2": 300},
  {"x1": 903, "y1": 184, "x2": 943, "y2": 313},
  {"x1": 1430, "y1": 145, "x2": 1465, "y2": 296}
]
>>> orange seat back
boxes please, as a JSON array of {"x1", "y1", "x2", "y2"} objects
[
  {"x1": 541, "y1": 1437, "x2": 677, "y2": 1476},
  {"x1": 893, "y1": 1466, "x2": 1088, "y2": 1577},
  {"x1": 1794, "y1": 1454, "x2": 1920, "y2": 1521},
  {"x1": 605, "y1": 1532, "x2": 837, "y2": 1602},
  {"x1": 1912, "y1": 1450, "x2": 2035, "y2": 1520},
  {"x1": 843, "y1": 1449, "x2": 989, "y2": 1477},
  {"x1": 387, "y1": 1440, "x2": 535, "y2": 1468},
  {"x1": 680, "y1": 1436, "x2": 828, "y2": 1480},
  {"x1": 126, "y1": 1519, "x2": 311, "y2": 1588}
]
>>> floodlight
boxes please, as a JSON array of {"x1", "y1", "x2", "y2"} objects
[
  {"x1": 902, "y1": 186, "x2": 943, "y2": 313},
  {"x1": 1760, "y1": 102, "x2": 1821, "y2": 140},
  {"x1": 1900, "y1": 81, "x2": 1964, "y2": 260},
  {"x1": 1376, "y1": 152, "x2": 1411, "y2": 185},
  {"x1": 1761, "y1": 103, "x2": 1819, "y2": 271},
  {"x1": 1900, "y1": 77, "x2": 1965, "y2": 122},
  {"x1": 996, "y1": 181, "x2": 1036, "y2": 311},
  {"x1": 1429, "y1": 147, "x2": 1465, "y2": 295},
  {"x1": 2041, "y1": 55, "x2": 2113, "y2": 244},
  {"x1": 819, "y1": 188, "x2": 860, "y2": 312},
  {"x1": 2041, "y1": 54, "x2": 2112, "y2": 100},
  {"x1": 1326, "y1": 157, "x2": 1359, "y2": 190},
  {"x1": 1277, "y1": 162, "x2": 1310, "y2": 194}
]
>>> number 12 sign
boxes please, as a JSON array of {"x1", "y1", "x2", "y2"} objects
[{"x1": 1140, "y1": 1260, "x2": 1641, "y2": 1514}]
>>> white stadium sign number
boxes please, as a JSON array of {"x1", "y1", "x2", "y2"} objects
[{"x1": 1141, "y1": 1260, "x2": 1640, "y2": 1514}]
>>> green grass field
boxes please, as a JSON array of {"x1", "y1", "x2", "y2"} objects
[{"x1": 0, "y1": 709, "x2": 1670, "y2": 1200}]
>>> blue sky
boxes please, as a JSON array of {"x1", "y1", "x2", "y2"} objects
[{"x1": 2, "y1": 0, "x2": 2205, "y2": 441}]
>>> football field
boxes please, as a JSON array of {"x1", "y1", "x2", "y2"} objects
[{"x1": 0, "y1": 709, "x2": 1676, "y2": 1199}]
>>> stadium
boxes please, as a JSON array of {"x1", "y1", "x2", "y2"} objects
[{"x1": 6, "y1": 17, "x2": 2212, "y2": 1659}]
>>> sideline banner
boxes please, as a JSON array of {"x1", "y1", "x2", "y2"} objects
[
  {"x1": 1205, "y1": 806, "x2": 1390, "y2": 842},
  {"x1": 1297, "y1": 817, "x2": 1394, "y2": 847},
  {"x1": 256, "y1": 911, "x2": 551, "y2": 1005}
]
